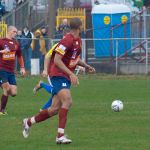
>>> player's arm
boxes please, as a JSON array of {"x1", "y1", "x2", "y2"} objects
[
  {"x1": 42, "y1": 44, "x2": 57, "y2": 77},
  {"x1": 42, "y1": 54, "x2": 51, "y2": 77},
  {"x1": 18, "y1": 55, "x2": 25, "y2": 76},
  {"x1": 0, "y1": 45, "x2": 10, "y2": 53},
  {"x1": 16, "y1": 45, "x2": 26, "y2": 76},
  {"x1": 54, "y1": 53, "x2": 79, "y2": 86},
  {"x1": 77, "y1": 59, "x2": 96, "y2": 73}
]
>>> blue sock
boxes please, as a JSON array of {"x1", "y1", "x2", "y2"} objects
[
  {"x1": 40, "y1": 82, "x2": 52, "y2": 93},
  {"x1": 41, "y1": 97, "x2": 52, "y2": 110}
]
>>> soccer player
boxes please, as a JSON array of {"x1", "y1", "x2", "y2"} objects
[
  {"x1": 33, "y1": 43, "x2": 58, "y2": 110},
  {"x1": 0, "y1": 26, "x2": 25, "y2": 115},
  {"x1": 33, "y1": 30, "x2": 70, "y2": 110},
  {"x1": 33, "y1": 29, "x2": 84, "y2": 110},
  {"x1": 22, "y1": 18, "x2": 95, "y2": 144}
]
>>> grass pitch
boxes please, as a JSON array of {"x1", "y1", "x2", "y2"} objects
[{"x1": 1, "y1": 74, "x2": 150, "y2": 150}]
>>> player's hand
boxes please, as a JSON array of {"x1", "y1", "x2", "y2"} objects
[
  {"x1": 86, "y1": 65, "x2": 96, "y2": 73},
  {"x1": 69, "y1": 73, "x2": 79, "y2": 86},
  {"x1": 20, "y1": 68, "x2": 26, "y2": 77},
  {"x1": 41, "y1": 70, "x2": 47, "y2": 78},
  {"x1": 79, "y1": 66, "x2": 85, "y2": 73}
]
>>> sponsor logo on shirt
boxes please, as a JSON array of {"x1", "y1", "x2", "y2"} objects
[{"x1": 2, "y1": 52, "x2": 15, "y2": 60}]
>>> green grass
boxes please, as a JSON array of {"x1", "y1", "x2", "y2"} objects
[{"x1": 1, "y1": 74, "x2": 150, "y2": 150}]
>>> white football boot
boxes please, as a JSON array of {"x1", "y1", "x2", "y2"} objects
[
  {"x1": 22, "y1": 118, "x2": 30, "y2": 138},
  {"x1": 56, "y1": 135, "x2": 72, "y2": 144},
  {"x1": 33, "y1": 80, "x2": 42, "y2": 94}
]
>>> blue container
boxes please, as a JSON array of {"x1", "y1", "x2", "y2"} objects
[{"x1": 92, "y1": 4, "x2": 131, "y2": 57}]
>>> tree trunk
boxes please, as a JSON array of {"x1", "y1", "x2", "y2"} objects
[
  {"x1": 58, "y1": 0, "x2": 64, "y2": 8},
  {"x1": 74, "y1": 0, "x2": 80, "y2": 8},
  {"x1": 47, "y1": 0, "x2": 55, "y2": 38}
]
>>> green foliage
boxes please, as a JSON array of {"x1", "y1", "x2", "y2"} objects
[
  {"x1": 133, "y1": 0, "x2": 144, "y2": 8},
  {"x1": 1, "y1": 74, "x2": 150, "y2": 150}
]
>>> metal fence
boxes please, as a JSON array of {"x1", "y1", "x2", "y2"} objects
[
  {"x1": 18, "y1": 37, "x2": 150, "y2": 75},
  {"x1": 0, "y1": 21, "x2": 7, "y2": 38},
  {"x1": 80, "y1": 38, "x2": 150, "y2": 75},
  {"x1": 50, "y1": 37, "x2": 150, "y2": 75},
  {"x1": 1, "y1": 0, "x2": 49, "y2": 30}
]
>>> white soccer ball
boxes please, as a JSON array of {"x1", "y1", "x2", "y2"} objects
[{"x1": 111, "y1": 100, "x2": 123, "y2": 112}]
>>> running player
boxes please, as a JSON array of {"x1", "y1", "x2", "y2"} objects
[
  {"x1": 22, "y1": 18, "x2": 95, "y2": 144},
  {"x1": 33, "y1": 43, "x2": 58, "y2": 110},
  {"x1": 0, "y1": 26, "x2": 25, "y2": 115}
]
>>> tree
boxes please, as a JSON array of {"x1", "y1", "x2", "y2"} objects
[
  {"x1": 144, "y1": 0, "x2": 150, "y2": 6},
  {"x1": 47, "y1": 0, "x2": 55, "y2": 38},
  {"x1": 74, "y1": 0, "x2": 80, "y2": 8}
]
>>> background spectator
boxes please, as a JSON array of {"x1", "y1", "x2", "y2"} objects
[
  {"x1": 32, "y1": 28, "x2": 47, "y2": 71},
  {"x1": 16, "y1": 30, "x2": 28, "y2": 62},
  {"x1": 56, "y1": 18, "x2": 70, "y2": 39},
  {"x1": 58, "y1": 18, "x2": 70, "y2": 34},
  {"x1": 40, "y1": 26, "x2": 49, "y2": 52},
  {"x1": 22, "y1": 26, "x2": 33, "y2": 74},
  {"x1": 16, "y1": 30, "x2": 27, "y2": 71}
]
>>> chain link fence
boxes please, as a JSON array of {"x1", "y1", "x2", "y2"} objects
[{"x1": 1, "y1": 0, "x2": 48, "y2": 30}]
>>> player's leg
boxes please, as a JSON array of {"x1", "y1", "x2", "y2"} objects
[
  {"x1": 22, "y1": 95, "x2": 61, "y2": 138},
  {"x1": 50, "y1": 76, "x2": 72, "y2": 144},
  {"x1": 0, "y1": 82, "x2": 10, "y2": 115},
  {"x1": 9, "y1": 85, "x2": 17, "y2": 96},
  {"x1": 0, "y1": 73, "x2": 17, "y2": 114},
  {"x1": 0, "y1": 71, "x2": 10, "y2": 115},
  {"x1": 8, "y1": 73, "x2": 17, "y2": 97},
  {"x1": 40, "y1": 82, "x2": 52, "y2": 93},
  {"x1": 33, "y1": 80, "x2": 52, "y2": 94},
  {"x1": 41, "y1": 96, "x2": 53, "y2": 110},
  {"x1": 40, "y1": 76, "x2": 53, "y2": 109},
  {"x1": 56, "y1": 88, "x2": 72, "y2": 144}
]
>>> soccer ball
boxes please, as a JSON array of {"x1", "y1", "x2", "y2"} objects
[{"x1": 111, "y1": 100, "x2": 123, "y2": 112}]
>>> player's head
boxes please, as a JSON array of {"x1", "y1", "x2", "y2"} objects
[
  {"x1": 70, "y1": 18, "x2": 82, "y2": 32},
  {"x1": 7, "y1": 26, "x2": 18, "y2": 39},
  {"x1": 63, "y1": 27, "x2": 70, "y2": 36}
]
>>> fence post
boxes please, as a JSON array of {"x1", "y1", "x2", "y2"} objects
[
  {"x1": 12, "y1": 9, "x2": 16, "y2": 26},
  {"x1": 82, "y1": 39, "x2": 86, "y2": 62},
  {"x1": 145, "y1": 39, "x2": 148, "y2": 74},
  {"x1": 115, "y1": 39, "x2": 119, "y2": 75}
]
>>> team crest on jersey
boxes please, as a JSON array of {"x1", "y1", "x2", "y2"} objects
[
  {"x1": 9, "y1": 41, "x2": 14, "y2": 44},
  {"x1": 76, "y1": 41, "x2": 79, "y2": 45}
]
